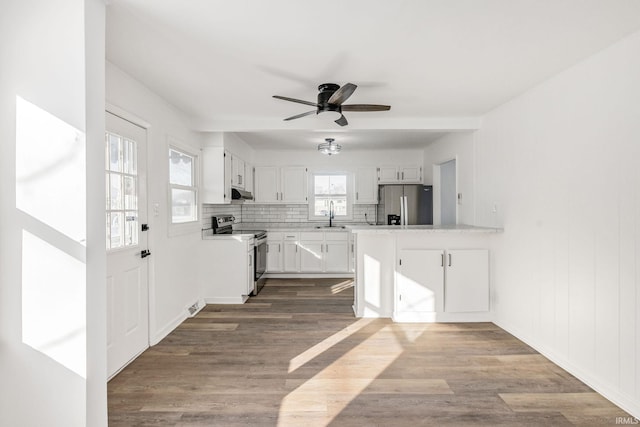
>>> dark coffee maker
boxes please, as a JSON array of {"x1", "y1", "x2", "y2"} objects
[{"x1": 387, "y1": 214, "x2": 401, "y2": 225}]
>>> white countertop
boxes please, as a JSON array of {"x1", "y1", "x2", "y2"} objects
[
  {"x1": 235, "y1": 223, "x2": 353, "y2": 232},
  {"x1": 347, "y1": 224, "x2": 503, "y2": 233}
]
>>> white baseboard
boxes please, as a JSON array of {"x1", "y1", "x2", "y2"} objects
[
  {"x1": 392, "y1": 311, "x2": 491, "y2": 323},
  {"x1": 493, "y1": 319, "x2": 640, "y2": 420},
  {"x1": 204, "y1": 296, "x2": 249, "y2": 304},
  {"x1": 264, "y1": 273, "x2": 354, "y2": 279},
  {"x1": 151, "y1": 311, "x2": 186, "y2": 346}
]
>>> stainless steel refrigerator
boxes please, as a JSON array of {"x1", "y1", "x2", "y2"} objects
[{"x1": 378, "y1": 185, "x2": 433, "y2": 225}]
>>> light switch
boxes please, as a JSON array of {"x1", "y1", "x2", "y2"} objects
[{"x1": 153, "y1": 203, "x2": 160, "y2": 217}]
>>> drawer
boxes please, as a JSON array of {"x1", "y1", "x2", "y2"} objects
[
  {"x1": 267, "y1": 232, "x2": 283, "y2": 241},
  {"x1": 300, "y1": 232, "x2": 323, "y2": 241},
  {"x1": 324, "y1": 232, "x2": 348, "y2": 241}
]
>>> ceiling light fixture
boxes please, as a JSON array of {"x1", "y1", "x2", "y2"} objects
[{"x1": 318, "y1": 138, "x2": 341, "y2": 155}]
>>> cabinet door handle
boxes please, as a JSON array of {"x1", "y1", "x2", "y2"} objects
[
  {"x1": 249, "y1": 256, "x2": 252, "y2": 267},
  {"x1": 351, "y1": 243, "x2": 354, "y2": 253},
  {"x1": 278, "y1": 244, "x2": 281, "y2": 253},
  {"x1": 356, "y1": 192, "x2": 359, "y2": 200},
  {"x1": 441, "y1": 253, "x2": 444, "y2": 267},
  {"x1": 448, "y1": 253, "x2": 452, "y2": 267},
  {"x1": 396, "y1": 171, "x2": 399, "y2": 180},
  {"x1": 295, "y1": 245, "x2": 298, "y2": 253},
  {"x1": 401, "y1": 171, "x2": 404, "y2": 180}
]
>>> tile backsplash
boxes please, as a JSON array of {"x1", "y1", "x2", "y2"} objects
[{"x1": 203, "y1": 203, "x2": 377, "y2": 225}]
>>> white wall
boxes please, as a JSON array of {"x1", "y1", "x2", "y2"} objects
[
  {"x1": 473, "y1": 30, "x2": 640, "y2": 417},
  {"x1": 106, "y1": 62, "x2": 203, "y2": 344},
  {"x1": 0, "y1": 1, "x2": 107, "y2": 426}
]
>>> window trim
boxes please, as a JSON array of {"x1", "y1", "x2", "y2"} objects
[
  {"x1": 307, "y1": 171, "x2": 353, "y2": 221},
  {"x1": 167, "y1": 138, "x2": 201, "y2": 236}
]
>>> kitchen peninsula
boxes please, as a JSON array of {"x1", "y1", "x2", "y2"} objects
[{"x1": 349, "y1": 224, "x2": 503, "y2": 322}]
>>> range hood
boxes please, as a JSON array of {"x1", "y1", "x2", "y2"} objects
[{"x1": 231, "y1": 188, "x2": 254, "y2": 201}]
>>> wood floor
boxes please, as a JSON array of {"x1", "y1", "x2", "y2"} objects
[{"x1": 108, "y1": 278, "x2": 631, "y2": 426}]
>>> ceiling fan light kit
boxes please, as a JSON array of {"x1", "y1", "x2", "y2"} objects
[
  {"x1": 318, "y1": 138, "x2": 341, "y2": 155},
  {"x1": 274, "y1": 82, "x2": 390, "y2": 127}
]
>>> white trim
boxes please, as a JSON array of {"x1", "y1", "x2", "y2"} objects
[
  {"x1": 264, "y1": 273, "x2": 354, "y2": 279},
  {"x1": 392, "y1": 311, "x2": 492, "y2": 323},
  {"x1": 106, "y1": 103, "x2": 151, "y2": 129},
  {"x1": 167, "y1": 138, "x2": 201, "y2": 236},
  {"x1": 204, "y1": 296, "x2": 249, "y2": 304},
  {"x1": 307, "y1": 171, "x2": 354, "y2": 221},
  {"x1": 150, "y1": 311, "x2": 187, "y2": 346}
]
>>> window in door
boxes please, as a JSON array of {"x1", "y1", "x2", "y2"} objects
[
  {"x1": 105, "y1": 132, "x2": 138, "y2": 250},
  {"x1": 309, "y1": 173, "x2": 351, "y2": 220},
  {"x1": 169, "y1": 147, "x2": 198, "y2": 224}
]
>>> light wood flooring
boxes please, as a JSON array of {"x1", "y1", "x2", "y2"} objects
[{"x1": 108, "y1": 278, "x2": 632, "y2": 426}]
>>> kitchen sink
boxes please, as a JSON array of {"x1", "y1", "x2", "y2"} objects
[{"x1": 315, "y1": 225, "x2": 347, "y2": 229}]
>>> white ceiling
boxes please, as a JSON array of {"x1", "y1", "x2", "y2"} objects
[{"x1": 106, "y1": 0, "x2": 640, "y2": 150}]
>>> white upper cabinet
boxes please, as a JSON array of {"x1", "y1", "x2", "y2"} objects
[
  {"x1": 254, "y1": 166, "x2": 279, "y2": 203},
  {"x1": 244, "y1": 163, "x2": 254, "y2": 194},
  {"x1": 378, "y1": 166, "x2": 422, "y2": 184},
  {"x1": 281, "y1": 166, "x2": 307, "y2": 203},
  {"x1": 202, "y1": 147, "x2": 232, "y2": 204},
  {"x1": 254, "y1": 166, "x2": 308, "y2": 204},
  {"x1": 231, "y1": 155, "x2": 245, "y2": 189},
  {"x1": 354, "y1": 167, "x2": 378, "y2": 204}
]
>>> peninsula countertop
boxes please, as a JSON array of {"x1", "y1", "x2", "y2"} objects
[{"x1": 347, "y1": 224, "x2": 503, "y2": 234}]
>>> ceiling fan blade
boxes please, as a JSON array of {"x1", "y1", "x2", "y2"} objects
[
  {"x1": 273, "y1": 95, "x2": 318, "y2": 107},
  {"x1": 328, "y1": 83, "x2": 357, "y2": 105},
  {"x1": 334, "y1": 114, "x2": 349, "y2": 126},
  {"x1": 341, "y1": 104, "x2": 391, "y2": 112},
  {"x1": 283, "y1": 110, "x2": 317, "y2": 121}
]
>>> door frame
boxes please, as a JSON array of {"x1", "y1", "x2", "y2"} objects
[
  {"x1": 432, "y1": 156, "x2": 458, "y2": 226},
  {"x1": 105, "y1": 103, "x2": 154, "y2": 373}
]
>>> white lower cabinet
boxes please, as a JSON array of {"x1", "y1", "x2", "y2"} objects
[
  {"x1": 299, "y1": 232, "x2": 323, "y2": 272},
  {"x1": 266, "y1": 232, "x2": 283, "y2": 273},
  {"x1": 283, "y1": 233, "x2": 300, "y2": 272},
  {"x1": 324, "y1": 233, "x2": 349, "y2": 272},
  {"x1": 444, "y1": 249, "x2": 489, "y2": 312},
  {"x1": 266, "y1": 230, "x2": 351, "y2": 274},
  {"x1": 395, "y1": 248, "x2": 488, "y2": 319},
  {"x1": 397, "y1": 249, "x2": 444, "y2": 314}
]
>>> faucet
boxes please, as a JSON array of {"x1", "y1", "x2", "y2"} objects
[{"x1": 329, "y1": 200, "x2": 335, "y2": 227}]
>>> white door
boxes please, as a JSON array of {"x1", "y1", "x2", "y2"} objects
[
  {"x1": 105, "y1": 112, "x2": 149, "y2": 379},
  {"x1": 254, "y1": 166, "x2": 279, "y2": 203},
  {"x1": 354, "y1": 167, "x2": 378, "y2": 204},
  {"x1": 445, "y1": 249, "x2": 489, "y2": 312},
  {"x1": 396, "y1": 249, "x2": 444, "y2": 313},
  {"x1": 281, "y1": 167, "x2": 307, "y2": 203}
]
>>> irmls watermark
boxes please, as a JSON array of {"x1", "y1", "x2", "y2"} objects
[{"x1": 616, "y1": 417, "x2": 640, "y2": 425}]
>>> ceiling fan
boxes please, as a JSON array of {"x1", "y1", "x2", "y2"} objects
[{"x1": 273, "y1": 83, "x2": 390, "y2": 127}]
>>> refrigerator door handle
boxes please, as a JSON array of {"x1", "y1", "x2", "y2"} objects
[{"x1": 403, "y1": 196, "x2": 409, "y2": 225}]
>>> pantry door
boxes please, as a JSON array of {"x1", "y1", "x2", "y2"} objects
[{"x1": 105, "y1": 111, "x2": 149, "y2": 379}]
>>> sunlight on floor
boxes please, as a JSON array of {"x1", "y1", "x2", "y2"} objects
[
  {"x1": 329, "y1": 279, "x2": 353, "y2": 295},
  {"x1": 280, "y1": 322, "x2": 433, "y2": 426},
  {"x1": 288, "y1": 318, "x2": 373, "y2": 373}
]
